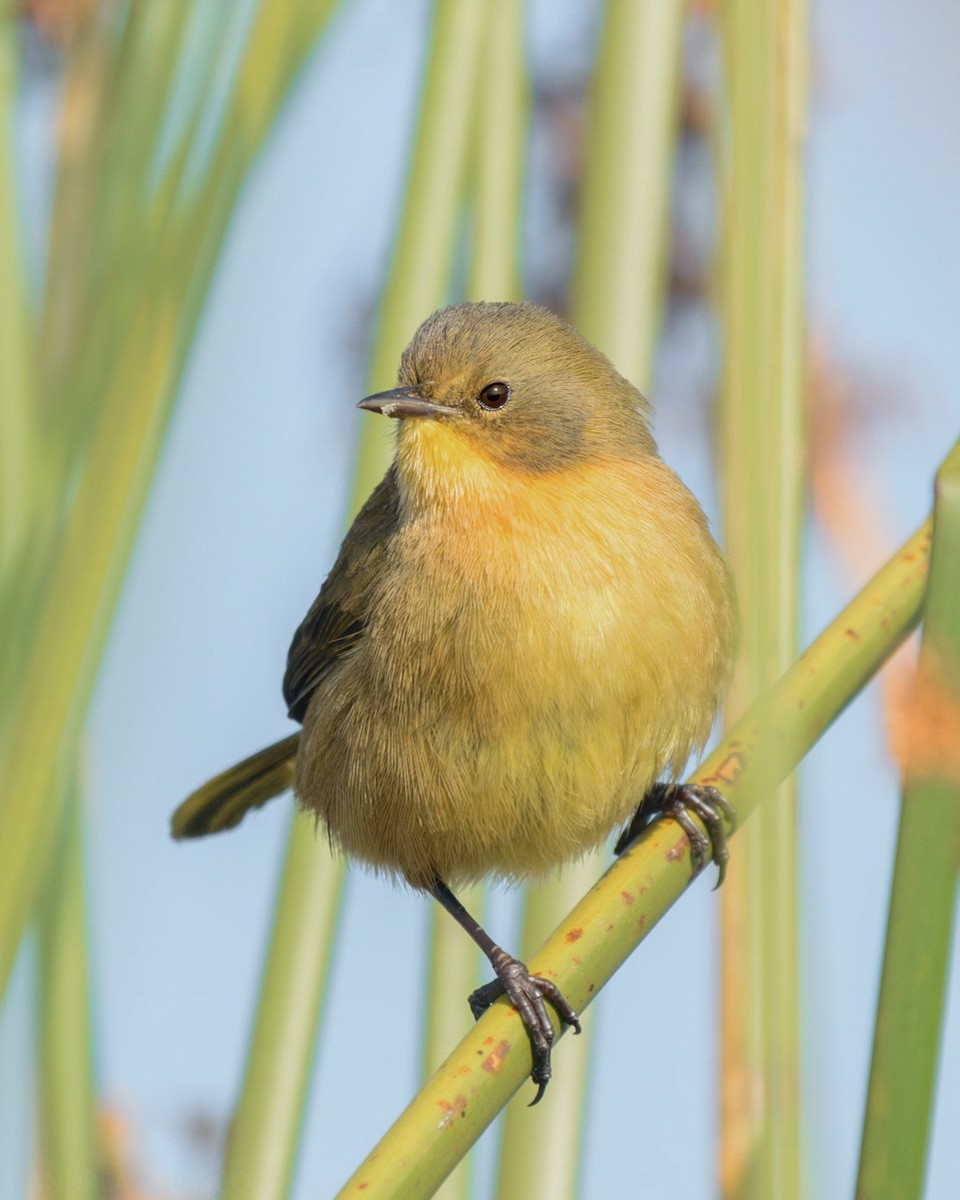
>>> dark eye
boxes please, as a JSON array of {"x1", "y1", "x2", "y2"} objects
[{"x1": 477, "y1": 381, "x2": 511, "y2": 410}]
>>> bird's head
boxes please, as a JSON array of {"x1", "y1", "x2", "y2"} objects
[{"x1": 358, "y1": 303, "x2": 657, "y2": 491}]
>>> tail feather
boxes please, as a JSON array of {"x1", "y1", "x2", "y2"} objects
[{"x1": 171, "y1": 733, "x2": 300, "y2": 839}]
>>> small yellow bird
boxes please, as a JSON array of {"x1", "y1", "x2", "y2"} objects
[{"x1": 173, "y1": 301, "x2": 736, "y2": 1102}]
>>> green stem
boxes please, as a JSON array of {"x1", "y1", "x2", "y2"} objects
[
  {"x1": 466, "y1": 0, "x2": 527, "y2": 305},
  {"x1": 0, "y1": 22, "x2": 35, "y2": 574},
  {"x1": 423, "y1": 885, "x2": 487, "y2": 1083},
  {"x1": 717, "y1": 2, "x2": 808, "y2": 1194},
  {"x1": 572, "y1": 0, "x2": 686, "y2": 391},
  {"x1": 336, "y1": 517, "x2": 931, "y2": 1198},
  {"x1": 0, "y1": 0, "x2": 342, "y2": 1005},
  {"x1": 37, "y1": 783, "x2": 99, "y2": 1200},
  {"x1": 493, "y1": 856, "x2": 601, "y2": 1200},
  {"x1": 855, "y1": 441, "x2": 960, "y2": 1199},
  {"x1": 219, "y1": 817, "x2": 345, "y2": 1200},
  {"x1": 422, "y1": 886, "x2": 484, "y2": 1200}
]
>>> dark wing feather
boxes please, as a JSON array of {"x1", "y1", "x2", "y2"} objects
[{"x1": 283, "y1": 469, "x2": 401, "y2": 722}]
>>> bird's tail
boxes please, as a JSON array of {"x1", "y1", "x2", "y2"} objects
[{"x1": 171, "y1": 732, "x2": 300, "y2": 839}]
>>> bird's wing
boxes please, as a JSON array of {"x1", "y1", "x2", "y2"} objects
[{"x1": 283, "y1": 468, "x2": 401, "y2": 722}]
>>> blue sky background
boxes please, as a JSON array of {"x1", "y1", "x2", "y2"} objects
[{"x1": 2, "y1": 2, "x2": 959, "y2": 1197}]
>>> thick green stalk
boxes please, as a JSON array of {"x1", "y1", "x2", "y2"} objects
[
  {"x1": 493, "y1": 857, "x2": 600, "y2": 1200},
  {"x1": 351, "y1": 0, "x2": 487, "y2": 505},
  {"x1": 36, "y1": 784, "x2": 99, "y2": 1200},
  {"x1": 218, "y1": 817, "x2": 345, "y2": 1200},
  {"x1": 219, "y1": 6, "x2": 486, "y2": 1197},
  {"x1": 855, "y1": 441, "x2": 960, "y2": 1199},
  {"x1": 337, "y1": 515, "x2": 931, "y2": 1198},
  {"x1": 572, "y1": 0, "x2": 686, "y2": 392},
  {"x1": 422, "y1": 887, "x2": 484, "y2": 1200},
  {"x1": 423, "y1": 885, "x2": 487, "y2": 1083},
  {"x1": 0, "y1": 0, "x2": 342, "y2": 1004},
  {"x1": 717, "y1": 2, "x2": 808, "y2": 1195},
  {"x1": 466, "y1": 0, "x2": 527, "y2": 305}
]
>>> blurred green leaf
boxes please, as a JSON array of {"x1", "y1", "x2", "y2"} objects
[
  {"x1": 37, "y1": 782, "x2": 99, "y2": 1200},
  {"x1": 717, "y1": 2, "x2": 808, "y2": 1193},
  {"x1": 0, "y1": 0, "x2": 342, "y2": 1006}
]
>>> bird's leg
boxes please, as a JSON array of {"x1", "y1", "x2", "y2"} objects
[
  {"x1": 429, "y1": 878, "x2": 581, "y2": 1105},
  {"x1": 614, "y1": 782, "x2": 737, "y2": 887}
]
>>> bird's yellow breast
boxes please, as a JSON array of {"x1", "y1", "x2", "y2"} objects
[{"x1": 295, "y1": 420, "x2": 733, "y2": 888}]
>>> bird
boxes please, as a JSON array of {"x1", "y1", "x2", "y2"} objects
[{"x1": 172, "y1": 301, "x2": 736, "y2": 1103}]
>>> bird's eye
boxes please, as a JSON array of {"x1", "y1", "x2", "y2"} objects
[{"x1": 477, "y1": 381, "x2": 511, "y2": 411}]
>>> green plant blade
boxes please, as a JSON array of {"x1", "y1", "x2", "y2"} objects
[
  {"x1": 855, "y1": 439, "x2": 960, "y2": 1200},
  {"x1": 335, "y1": 515, "x2": 931, "y2": 1197},
  {"x1": 218, "y1": 816, "x2": 345, "y2": 1200},
  {"x1": 493, "y1": 856, "x2": 600, "y2": 1200},
  {"x1": 572, "y1": 0, "x2": 685, "y2": 392},
  {"x1": 465, "y1": 0, "x2": 527, "y2": 306},
  {"x1": 422, "y1": 885, "x2": 484, "y2": 1200},
  {"x1": 0, "y1": 1, "x2": 341, "y2": 1005},
  {"x1": 36, "y1": 782, "x2": 99, "y2": 1200},
  {"x1": 423, "y1": 884, "x2": 487, "y2": 1085},
  {"x1": 0, "y1": 21, "x2": 36, "y2": 575},
  {"x1": 717, "y1": 1, "x2": 808, "y2": 1194}
]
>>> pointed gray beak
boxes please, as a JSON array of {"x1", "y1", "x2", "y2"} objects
[{"x1": 357, "y1": 386, "x2": 459, "y2": 420}]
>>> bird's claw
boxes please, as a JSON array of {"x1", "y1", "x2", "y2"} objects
[
  {"x1": 468, "y1": 953, "x2": 581, "y2": 1105},
  {"x1": 616, "y1": 782, "x2": 737, "y2": 887}
]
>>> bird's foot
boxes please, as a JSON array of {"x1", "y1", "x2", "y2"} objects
[
  {"x1": 468, "y1": 951, "x2": 581, "y2": 1105},
  {"x1": 615, "y1": 782, "x2": 737, "y2": 887}
]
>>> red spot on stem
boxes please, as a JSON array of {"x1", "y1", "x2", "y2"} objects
[{"x1": 482, "y1": 1040, "x2": 510, "y2": 1073}]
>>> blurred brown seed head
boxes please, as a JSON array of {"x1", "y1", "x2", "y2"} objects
[
  {"x1": 887, "y1": 650, "x2": 960, "y2": 789},
  {"x1": 23, "y1": 0, "x2": 95, "y2": 46},
  {"x1": 806, "y1": 338, "x2": 920, "y2": 773}
]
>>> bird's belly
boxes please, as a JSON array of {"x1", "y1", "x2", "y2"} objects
[
  {"x1": 300, "y1": 652, "x2": 655, "y2": 888},
  {"x1": 295, "y1": 507, "x2": 724, "y2": 888}
]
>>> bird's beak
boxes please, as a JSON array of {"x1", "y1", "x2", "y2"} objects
[{"x1": 357, "y1": 386, "x2": 459, "y2": 420}]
